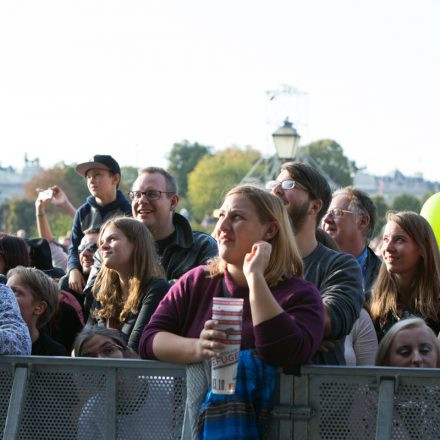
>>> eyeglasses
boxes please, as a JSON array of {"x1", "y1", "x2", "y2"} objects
[
  {"x1": 265, "y1": 179, "x2": 304, "y2": 191},
  {"x1": 128, "y1": 190, "x2": 174, "y2": 201},
  {"x1": 78, "y1": 242, "x2": 98, "y2": 253},
  {"x1": 326, "y1": 208, "x2": 354, "y2": 218},
  {"x1": 81, "y1": 343, "x2": 123, "y2": 358}
]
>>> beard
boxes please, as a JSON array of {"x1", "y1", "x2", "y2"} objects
[{"x1": 286, "y1": 199, "x2": 310, "y2": 234}]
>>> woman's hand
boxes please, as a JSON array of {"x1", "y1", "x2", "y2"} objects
[
  {"x1": 195, "y1": 320, "x2": 226, "y2": 361},
  {"x1": 243, "y1": 241, "x2": 272, "y2": 281}
]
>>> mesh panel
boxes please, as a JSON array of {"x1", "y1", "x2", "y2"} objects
[
  {"x1": 116, "y1": 371, "x2": 185, "y2": 440},
  {"x1": 318, "y1": 381, "x2": 377, "y2": 440},
  {"x1": 19, "y1": 368, "x2": 105, "y2": 440},
  {"x1": 0, "y1": 367, "x2": 13, "y2": 434},
  {"x1": 393, "y1": 383, "x2": 440, "y2": 439},
  {"x1": 314, "y1": 376, "x2": 440, "y2": 440}
]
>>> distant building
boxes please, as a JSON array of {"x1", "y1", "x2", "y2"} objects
[
  {"x1": 0, "y1": 155, "x2": 43, "y2": 202},
  {"x1": 354, "y1": 169, "x2": 440, "y2": 202}
]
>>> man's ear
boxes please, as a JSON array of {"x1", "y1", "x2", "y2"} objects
[
  {"x1": 357, "y1": 213, "x2": 370, "y2": 232},
  {"x1": 169, "y1": 194, "x2": 180, "y2": 212},
  {"x1": 309, "y1": 199, "x2": 323, "y2": 216},
  {"x1": 264, "y1": 221, "x2": 279, "y2": 241}
]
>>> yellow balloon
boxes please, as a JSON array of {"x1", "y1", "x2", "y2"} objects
[{"x1": 420, "y1": 192, "x2": 440, "y2": 248}]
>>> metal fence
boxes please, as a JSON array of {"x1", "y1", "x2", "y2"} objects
[{"x1": 1, "y1": 357, "x2": 440, "y2": 440}]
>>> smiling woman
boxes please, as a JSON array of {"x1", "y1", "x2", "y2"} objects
[
  {"x1": 369, "y1": 211, "x2": 440, "y2": 341},
  {"x1": 87, "y1": 217, "x2": 170, "y2": 351}
]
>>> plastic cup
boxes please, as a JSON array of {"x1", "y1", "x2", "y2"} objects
[{"x1": 211, "y1": 297, "x2": 244, "y2": 395}]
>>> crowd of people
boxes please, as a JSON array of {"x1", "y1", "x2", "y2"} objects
[{"x1": 1, "y1": 154, "x2": 440, "y2": 437}]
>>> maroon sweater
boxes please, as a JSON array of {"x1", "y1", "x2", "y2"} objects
[{"x1": 139, "y1": 266, "x2": 324, "y2": 367}]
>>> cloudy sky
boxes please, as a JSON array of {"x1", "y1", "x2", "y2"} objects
[{"x1": 0, "y1": 0, "x2": 439, "y2": 180}]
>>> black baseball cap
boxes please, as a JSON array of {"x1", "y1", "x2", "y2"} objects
[{"x1": 75, "y1": 155, "x2": 121, "y2": 177}]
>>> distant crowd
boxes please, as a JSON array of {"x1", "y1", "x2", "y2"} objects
[{"x1": 1, "y1": 154, "x2": 440, "y2": 438}]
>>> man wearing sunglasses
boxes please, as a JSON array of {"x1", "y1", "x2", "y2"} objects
[{"x1": 269, "y1": 161, "x2": 364, "y2": 366}]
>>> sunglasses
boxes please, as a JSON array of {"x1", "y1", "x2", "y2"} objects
[{"x1": 78, "y1": 242, "x2": 98, "y2": 253}]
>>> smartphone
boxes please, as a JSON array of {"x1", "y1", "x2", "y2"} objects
[{"x1": 38, "y1": 189, "x2": 53, "y2": 201}]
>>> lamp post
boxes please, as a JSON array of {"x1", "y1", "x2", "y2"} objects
[
  {"x1": 272, "y1": 118, "x2": 301, "y2": 160},
  {"x1": 266, "y1": 118, "x2": 301, "y2": 181},
  {"x1": 240, "y1": 118, "x2": 301, "y2": 185}
]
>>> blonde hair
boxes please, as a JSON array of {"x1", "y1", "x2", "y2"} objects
[
  {"x1": 208, "y1": 185, "x2": 303, "y2": 286},
  {"x1": 370, "y1": 211, "x2": 440, "y2": 324},
  {"x1": 375, "y1": 317, "x2": 440, "y2": 367},
  {"x1": 92, "y1": 217, "x2": 165, "y2": 323},
  {"x1": 7, "y1": 266, "x2": 59, "y2": 328}
]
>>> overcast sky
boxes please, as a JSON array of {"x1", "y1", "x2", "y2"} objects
[{"x1": 0, "y1": 0, "x2": 439, "y2": 181}]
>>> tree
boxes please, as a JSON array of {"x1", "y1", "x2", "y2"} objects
[
  {"x1": 3, "y1": 199, "x2": 36, "y2": 236},
  {"x1": 188, "y1": 147, "x2": 261, "y2": 221},
  {"x1": 300, "y1": 139, "x2": 357, "y2": 187},
  {"x1": 371, "y1": 195, "x2": 389, "y2": 237},
  {"x1": 167, "y1": 140, "x2": 212, "y2": 197},
  {"x1": 24, "y1": 163, "x2": 88, "y2": 208},
  {"x1": 391, "y1": 194, "x2": 421, "y2": 213},
  {"x1": 119, "y1": 166, "x2": 139, "y2": 195}
]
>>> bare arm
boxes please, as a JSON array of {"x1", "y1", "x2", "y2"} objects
[
  {"x1": 35, "y1": 192, "x2": 54, "y2": 242},
  {"x1": 50, "y1": 185, "x2": 76, "y2": 218}
]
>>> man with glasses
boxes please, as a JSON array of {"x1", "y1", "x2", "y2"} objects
[
  {"x1": 85, "y1": 167, "x2": 217, "y2": 297},
  {"x1": 128, "y1": 167, "x2": 218, "y2": 280},
  {"x1": 323, "y1": 186, "x2": 381, "y2": 300},
  {"x1": 268, "y1": 161, "x2": 363, "y2": 365}
]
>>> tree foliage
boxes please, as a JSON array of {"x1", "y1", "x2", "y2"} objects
[
  {"x1": 167, "y1": 140, "x2": 212, "y2": 197},
  {"x1": 391, "y1": 194, "x2": 421, "y2": 213},
  {"x1": 188, "y1": 147, "x2": 261, "y2": 221},
  {"x1": 300, "y1": 139, "x2": 357, "y2": 187},
  {"x1": 24, "y1": 163, "x2": 88, "y2": 207},
  {"x1": 371, "y1": 195, "x2": 389, "y2": 237}
]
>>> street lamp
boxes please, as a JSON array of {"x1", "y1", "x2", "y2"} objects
[{"x1": 272, "y1": 118, "x2": 301, "y2": 160}]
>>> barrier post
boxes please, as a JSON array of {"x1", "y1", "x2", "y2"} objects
[{"x1": 3, "y1": 366, "x2": 28, "y2": 440}]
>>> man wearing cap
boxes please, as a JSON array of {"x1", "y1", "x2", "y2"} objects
[{"x1": 68, "y1": 155, "x2": 131, "y2": 294}]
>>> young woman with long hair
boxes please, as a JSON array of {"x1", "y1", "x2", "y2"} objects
[
  {"x1": 370, "y1": 211, "x2": 440, "y2": 341},
  {"x1": 88, "y1": 217, "x2": 170, "y2": 351}
]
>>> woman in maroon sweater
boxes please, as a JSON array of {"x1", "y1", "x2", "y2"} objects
[
  {"x1": 139, "y1": 185, "x2": 324, "y2": 366},
  {"x1": 139, "y1": 185, "x2": 324, "y2": 438}
]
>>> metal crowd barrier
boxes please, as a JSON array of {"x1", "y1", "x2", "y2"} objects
[{"x1": 1, "y1": 357, "x2": 440, "y2": 439}]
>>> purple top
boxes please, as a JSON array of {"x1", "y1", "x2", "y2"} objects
[{"x1": 139, "y1": 266, "x2": 325, "y2": 367}]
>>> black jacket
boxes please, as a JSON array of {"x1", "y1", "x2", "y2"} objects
[
  {"x1": 364, "y1": 246, "x2": 382, "y2": 301},
  {"x1": 88, "y1": 277, "x2": 171, "y2": 351},
  {"x1": 83, "y1": 213, "x2": 218, "y2": 311},
  {"x1": 157, "y1": 213, "x2": 218, "y2": 281}
]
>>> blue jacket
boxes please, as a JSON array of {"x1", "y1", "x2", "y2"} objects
[{"x1": 67, "y1": 190, "x2": 132, "y2": 272}]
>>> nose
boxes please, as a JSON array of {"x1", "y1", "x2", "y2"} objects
[
  {"x1": 322, "y1": 211, "x2": 334, "y2": 225},
  {"x1": 217, "y1": 215, "x2": 230, "y2": 232},
  {"x1": 382, "y1": 240, "x2": 394, "y2": 254},
  {"x1": 411, "y1": 350, "x2": 423, "y2": 367},
  {"x1": 271, "y1": 182, "x2": 283, "y2": 197}
]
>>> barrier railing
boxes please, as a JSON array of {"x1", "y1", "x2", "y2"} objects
[{"x1": 1, "y1": 357, "x2": 440, "y2": 439}]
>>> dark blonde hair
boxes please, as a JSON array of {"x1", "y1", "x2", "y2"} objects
[
  {"x1": 375, "y1": 317, "x2": 440, "y2": 367},
  {"x1": 92, "y1": 217, "x2": 165, "y2": 323},
  {"x1": 370, "y1": 211, "x2": 440, "y2": 324},
  {"x1": 7, "y1": 266, "x2": 59, "y2": 328},
  {"x1": 208, "y1": 185, "x2": 303, "y2": 286}
]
